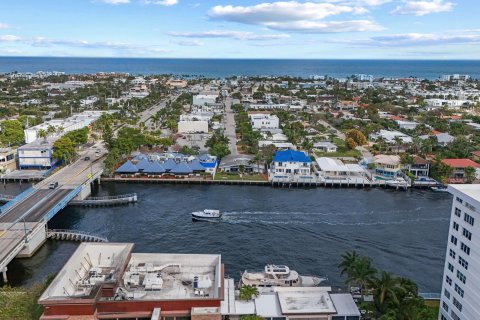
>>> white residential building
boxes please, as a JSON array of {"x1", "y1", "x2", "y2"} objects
[
  {"x1": 369, "y1": 130, "x2": 412, "y2": 144},
  {"x1": 178, "y1": 120, "x2": 209, "y2": 134},
  {"x1": 248, "y1": 103, "x2": 289, "y2": 110},
  {"x1": 249, "y1": 113, "x2": 279, "y2": 130},
  {"x1": 396, "y1": 120, "x2": 419, "y2": 130},
  {"x1": 193, "y1": 94, "x2": 218, "y2": 106},
  {"x1": 439, "y1": 185, "x2": 480, "y2": 320},
  {"x1": 18, "y1": 138, "x2": 56, "y2": 169}
]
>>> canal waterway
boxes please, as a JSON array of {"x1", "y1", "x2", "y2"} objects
[{"x1": 6, "y1": 183, "x2": 452, "y2": 292}]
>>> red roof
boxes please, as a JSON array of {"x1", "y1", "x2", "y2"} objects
[
  {"x1": 442, "y1": 159, "x2": 480, "y2": 168},
  {"x1": 471, "y1": 151, "x2": 480, "y2": 157}
]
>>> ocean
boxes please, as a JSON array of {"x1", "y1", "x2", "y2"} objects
[{"x1": 0, "y1": 57, "x2": 479, "y2": 79}]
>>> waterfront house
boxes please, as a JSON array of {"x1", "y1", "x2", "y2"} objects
[
  {"x1": 316, "y1": 157, "x2": 370, "y2": 184},
  {"x1": 373, "y1": 155, "x2": 402, "y2": 178},
  {"x1": 405, "y1": 155, "x2": 430, "y2": 177},
  {"x1": 269, "y1": 150, "x2": 313, "y2": 183},
  {"x1": 218, "y1": 154, "x2": 263, "y2": 174},
  {"x1": 441, "y1": 159, "x2": 480, "y2": 183}
]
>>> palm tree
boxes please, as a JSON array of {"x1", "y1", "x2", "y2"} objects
[
  {"x1": 346, "y1": 257, "x2": 377, "y2": 302},
  {"x1": 371, "y1": 271, "x2": 399, "y2": 311},
  {"x1": 465, "y1": 166, "x2": 476, "y2": 183},
  {"x1": 38, "y1": 129, "x2": 48, "y2": 141},
  {"x1": 393, "y1": 136, "x2": 402, "y2": 154},
  {"x1": 47, "y1": 125, "x2": 56, "y2": 137},
  {"x1": 338, "y1": 250, "x2": 360, "y2": 277},
  {"x1": 239, "y1": 285, "x2": 259, "y2": 301}
]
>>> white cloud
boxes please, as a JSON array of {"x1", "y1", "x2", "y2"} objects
[
  {"x1": 99, "y1": 0, "x2": 130, "y2": 4},
  {"x1": 209, "y1": 2, "x2": 361, "y2": 23},
  {"x1": 391, "y1": 0, "x2": 455, "y2": 16},
  {"x1": 143, "y1": 0, "x2": 178, "y2": 5},
  {"x1": 0, "y1": 23, "x2": 9, "y2": 29},
  {"x1": 208, "y1": 1, "x2": 383, "y2": 33},
  {"x1": 0, "y1": 35, "x2": 21, "y2": 42},
  {"x1": 263, "y1": 20, "x2": 384, "y2": 33},
  {"x1": 331, "y1": 32, "x2": 480, "y2": 46},
  {"x1": 174, "y1": 40, "x2": 204, "y2": 46},
  {"x1": 168, "y1": 30, "x2": 290, "y2": 40}
]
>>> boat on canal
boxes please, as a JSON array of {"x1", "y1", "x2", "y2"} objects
[
  {"x1": 191, "y1": 209, "x2": 222, "y2": 222},
  {"x1": 240, "y1": 264, "x2": 326, "y2": 288}
]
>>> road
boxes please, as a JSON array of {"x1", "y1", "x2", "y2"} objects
[
  {"x1": 224, "y1": 97, "x2": 238, "y2": 156},
  {"x1": 138, "y1": 94, "x2": 181, "y2": 128}
]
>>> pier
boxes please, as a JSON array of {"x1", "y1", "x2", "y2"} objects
[
  {"x1": 68, "y1": 193, "x2": 137, "y2": 207},
  {"x1": 47, "y1": 229, "x2": 108, "y2": 242}
]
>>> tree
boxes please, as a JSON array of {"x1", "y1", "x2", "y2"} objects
[
  {"x1": 38, "y1": 129, "x2": 48, "y2": 141},
  {"x1": 346, "y1": 137, "x2": 357, "y2": 150},
  {"x1": 371, "y1": 271, "x2": 399, "y2": 312},
  {"x1": 0, "y1": 120, "x2": 25, "y2": 146},
  {"x1": 240, "y1": 316, "x2": 264, "y2": 320},
  {"x1": 239, "y1": 285, "x2": 259, "y2": 301},
  {"x1": 465, "y1": 166, "x2": 476, "y2": 183},
  {"x1": 338, "y1": 250, "x2": 360, "y2": 277},
  {"x1": 53, "y1": 136, "x2": 76, "y2": 164},
  {"x1": 346, "y1": 129, "x2": 367, "y2": 145},
  {"x1": 346, "y1": 257, "x2": 377, "y2": 302}
]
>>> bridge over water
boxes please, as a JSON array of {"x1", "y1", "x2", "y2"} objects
[{"x1": 0, "y1": 145, "x2": 105, "y2": 282}]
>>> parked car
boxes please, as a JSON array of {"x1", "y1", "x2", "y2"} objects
[{"x1": 84, "y1": 156, "x2": 91, "y2": 161}]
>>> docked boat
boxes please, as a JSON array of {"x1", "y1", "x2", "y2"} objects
[
  {"x1": 240, "y1": 264, "x2": 325, "y2": 288},
  {"x1": 191, "y1": 209, "x2": 222, "y2": 222},
  {"x1": 431, "y1": 186, "x2": 448, "y2": 192}
]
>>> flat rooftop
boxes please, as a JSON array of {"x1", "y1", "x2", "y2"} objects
[
  {"x1": 115, "y1": 252, "x2": 222, "y2": 301},
  {"x1": 448, "y1": 184, "x2": 480, "y2": 206},
  {"x1": 40, "y1": 243, "x2": 133, "y2": 301},
  {"x1": 274, "y1": 287, "x2": 336, "y2": 314}
]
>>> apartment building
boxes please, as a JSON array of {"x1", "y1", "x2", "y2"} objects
[{"x1": 439, "y1": 185, "x2": 480, "y2": 320}]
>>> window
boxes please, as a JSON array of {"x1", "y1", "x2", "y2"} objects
[
  {"x1": 464, "y1": 212, "x2": 475, "y2": 226},
  {"x1": 460, "y1": 242, "x2": 470, "y2": 255},
  {"x1": 444, "y1": 289, "x2": 450, "y2": 299},
  {"x1": 455, "y1": 208, "x2": 461, "y2": 217},
  {"x1": 446, "y1": 275, "x2": 452, "y2": 285},
  {"x1": 442, "y1": 301, "x2": 449, "y2": 311},
  {"x1": 441, "y1": 315, "x2": 447, "y2": 320},
  {"x1": 458, "y1": 256, "x2": 468, "y2": 270},
  {"x1": 456, "y1": 196, "x2": 463, "y2": 204},
  {"x1": 449, "y1": 249, "x2": 456, "y2": 259},
  {"x1": 451, "y1": 235, "x2": 458, "y2": 245},
  {"x1": 453, "y1": 297, "x2": 462, "y2": 311},
  {"x1": 453, "y1": 222, "x2": 459, "y2": 231},
  {"x1": 451, "y1": 311, "x2": 460, "y2": 320},
  {"x1": 456, "y1": 270, "x2": 466, "y2": 284},
  {"x1": 448, "y1": 263, "x2": 454, "y2": 272},
  {"x1": 462, "y1": 228, "x2": 472, "y2": 241},
  {"x1": 454, "y1": 284, "x2": 464, "y2": 298},
  {"x1": 465, "y1": 202, "x2": 475, "y2": 211}
]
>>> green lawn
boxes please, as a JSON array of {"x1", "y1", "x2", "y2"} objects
[{"x1": 214, "y1": 172, "x2": 267, "y2": 181}]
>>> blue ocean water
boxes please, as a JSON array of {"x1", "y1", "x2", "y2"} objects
[{"x1": 0, "y1": 57, "x2": 479, "y2": 79}]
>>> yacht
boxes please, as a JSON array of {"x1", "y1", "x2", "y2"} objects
[
  {"x1": 191, "y1": 209, "x2": 222, "y2": 222},
  {"x1": 240, "y1": 264, "x2": 325, "y2": 288}
]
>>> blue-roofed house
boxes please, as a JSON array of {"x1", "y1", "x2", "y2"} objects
[
  {"x1": 170, "y1": 161, "x2": 193, "y2": 175},
  {"x1": 198, "y1": 154, "x2": 218, "y2": 174},
  {"x1": 270, "y1": 150, "x2": 312, "y2": 182},
  {"x1": 143, "y1": 161, "x2": 166, "y2": 175},
  {"x1": 163, "y1": 159, "x2": 177, "y2": 172},
  {"x1": 115, "y1": 160, "x2": 138, "y2": 175},
  {"x1": 188, "y1": 159, "x2": 206, "y2": 173}
]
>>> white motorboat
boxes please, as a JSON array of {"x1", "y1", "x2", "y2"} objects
[
  {"x1": 191, "y1": 209, "x2": 222, "y2": 222},
  {"x1": 240, "y1": 264, "x2": 326, "y2": 288},
  {"x1": 431, "y1": 186, "x2": 448, "y2": 192}
]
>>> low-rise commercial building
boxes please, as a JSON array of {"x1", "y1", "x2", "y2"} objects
[
  {"x1": 0, "y1": 148, "x2": 17, "y2": 174},
  {"x1": 17, "y1": 138, "x2": 56, "y2": 169},
  {"x1": 248, "y1": 113, "x2": 279, "y2": 130},
  {"x1": 178, "y1": 120, "x2": 209, "y2": 134}
]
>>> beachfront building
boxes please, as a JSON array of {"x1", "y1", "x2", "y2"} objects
[
  {"x1": 0, "y1": 148, "x2": 17, "y2": 174},
  {"x1": 218, "y1": 154, "x2": 263, "y2": 174},
  {"x1": 248, "y1": 113, "x2": 280, "y2": 130},
  {"x1": 269, "y1": 150, "x2": 313, "y2": 183},
  {"x1": 439, "y1": 185, "x2": 480, "y2": 320},
  {"x1": 373, "y1": 155, "x2": 402, "y2": 178},
  {"x1": 441, "y1": 159, "x2": 480, "y2": 183}
]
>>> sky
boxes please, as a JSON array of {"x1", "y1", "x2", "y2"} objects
[{"x1": 0, "y1": 0, "x2": 479, "y2": 59}]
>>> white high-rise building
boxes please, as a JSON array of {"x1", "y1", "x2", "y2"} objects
[{"x1": 439, "y1": 185, "x2": 480, "y2": 320}]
